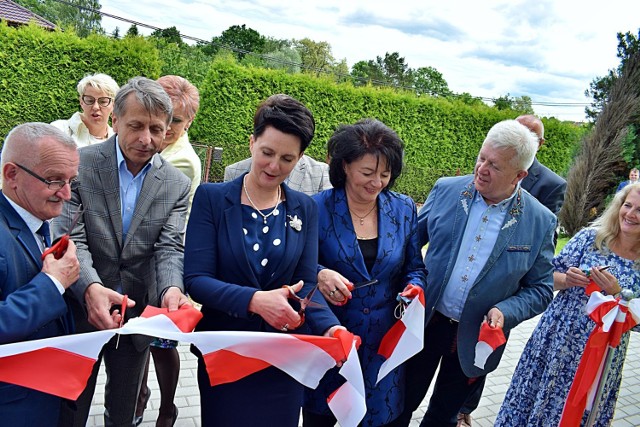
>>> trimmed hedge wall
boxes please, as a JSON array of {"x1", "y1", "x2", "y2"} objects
[
  {"x1": 192, "y1": 60, "x2": 585, "y2": 202},
  {"x1": 0, "y1": 23, "x2": 160, "y2": 135},
  {"x1": 0, "y1": 24, "x2": 585, "y2": 203}
]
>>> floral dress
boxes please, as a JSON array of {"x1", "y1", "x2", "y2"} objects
[{"x1": 495, "y1": 228, "x2": 640, "y2": 427}]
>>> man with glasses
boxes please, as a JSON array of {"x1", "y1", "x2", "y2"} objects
[
  {"x1": 51, "y1": 73, "x2": 119, "y2": 148},
  {"x1": 54, "y1": 76, "x2": 191, "y2": 427},
  {"x1": 0, "y1": 122, "x2": 81, "y2": 425}
]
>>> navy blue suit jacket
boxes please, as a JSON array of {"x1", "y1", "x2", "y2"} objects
[
  {"x1": 184, "y1": 175, "x2": 339, "y2": 335},
  {"x1": 304, "y1": 188, "x2": 426, "y2": 424},
  {"x1": 418, "y1": 176, "x2": 555, "y2": 377},
  {"x1": 522, "y1": 158, "x2": 566, "y2": 216},
  {"x1": 0, "y1": 192, "x2": 73, "y2": 425}
]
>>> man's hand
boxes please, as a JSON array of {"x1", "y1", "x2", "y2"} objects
[
  {"x1": 486, "y1": 307, "x2": 505, "y2": 329},
  {"x1": 84, "y1": 283, "x2": 135, "y2": 330},
  {"x1": 42, "y1": 239, "x2": 80, "y2": 289},
  {"x1": 161, "y1": 287, "x2": 191, "y2": 311}
]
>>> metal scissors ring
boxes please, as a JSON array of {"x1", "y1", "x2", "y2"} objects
[{"x1": 283, "y1": 284, "x2": 326, "y2": 326}]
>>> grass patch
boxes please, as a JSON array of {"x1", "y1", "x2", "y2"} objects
[{"x1": 556, "y1": 236, "x2": 569, "y2": 255}]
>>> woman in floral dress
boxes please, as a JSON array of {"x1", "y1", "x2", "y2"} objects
[{"x1": 495, "y1": 183, "x2": 640, "y2": 426}]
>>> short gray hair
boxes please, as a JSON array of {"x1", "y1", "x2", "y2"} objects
[
  {"x1": 483, "y1": 120, "x2": 538, "y2": 170},
  {"x1": 114, "y1": 77, "x2": 173, "y2": 125},
  {"x1": 1, "y1": 122, "x2": 77, "y2": 169},
  {"x1": 77, "y1": 73, "x2": 119, "y2": 98}
]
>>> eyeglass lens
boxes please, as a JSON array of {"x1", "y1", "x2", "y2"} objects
[
  {"x1": 16, "y1": 164, "x2": 74, "y2": 190},
  {"x1": 82, "y1": 95, "x2": 112, "y2": 107}
]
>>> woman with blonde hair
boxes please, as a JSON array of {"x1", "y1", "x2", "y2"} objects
[
  {"x1": 51, "y1": 73, "x2": 119, "y2": 147},
  {"x1": 496, "y1": 183, "x2": 640, "y2": 426}
]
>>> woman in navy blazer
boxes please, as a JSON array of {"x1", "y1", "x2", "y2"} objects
[
  {"x1": 184, "y1": 95, "x2": 342, "y2": 427},
  {"x1": 303, "y1": 119, "x2": 427, "y2": 426}
]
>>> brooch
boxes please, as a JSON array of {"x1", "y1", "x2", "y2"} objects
[{"x1": 288, "y1": 215, "x2": 302, "y2": 232}]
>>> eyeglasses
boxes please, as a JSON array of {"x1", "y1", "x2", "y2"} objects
[
  {"x1": 81, "y1": 95, "x2": 112, "y2": 107},
  {"x1": 16, "y1": 164, "x2": 78, "y2": 190}
]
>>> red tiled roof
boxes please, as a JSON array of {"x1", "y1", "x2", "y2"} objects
[{"x1": 0, "y1": 0, "x2": 56, "y2": 29}]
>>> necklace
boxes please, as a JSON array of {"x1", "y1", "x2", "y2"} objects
[
  {"x1": 349, "y1": 203, "x2": 377, "y2": 225},
  {"x1": 243, "y1": 175, "x2": 281, "y2": 224}
]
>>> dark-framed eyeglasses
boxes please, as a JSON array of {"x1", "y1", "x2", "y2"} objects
[
  {"x1": 81, "y1": 95, "x2": 112, "y2": 107},
  {"x1": 16, "y1": 164, "x2": 78, "y2": 190}
]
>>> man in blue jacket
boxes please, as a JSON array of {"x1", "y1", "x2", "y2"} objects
[
  {"x1": 0, "y1": 122, "x2": 80, "y2": 425},
  {"x1": 397, "y1": 119, "x2": 556, "y2": 426},
  {"x1": 454, "y1": 114, "x2": 567, "y2": 427}
]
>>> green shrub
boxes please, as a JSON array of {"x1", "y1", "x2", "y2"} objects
[{"x1": 0, "y1": 25, "x2": 583, "y2": 202}]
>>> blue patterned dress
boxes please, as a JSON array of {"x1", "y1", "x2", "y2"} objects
[{"x1": 495, "y1": 228, "x2": 640, "y2": 426}]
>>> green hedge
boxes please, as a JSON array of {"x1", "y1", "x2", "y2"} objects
[
  {"x1": 0, "y1": 23, "x2": 160, "y2": 135},
  {"x1": 192, "y1": 60, "x2": 585, "y2": 202},
  {"x1": 0, "y1": 24, "x2": 585, "y2": 203}
]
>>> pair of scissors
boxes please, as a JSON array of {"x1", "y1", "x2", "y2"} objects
[
  {"x1": 347, "y1": 279, "x2": 379, "y2": 291},
  {"x1": 115, "y1": 294, "x2": 128, "y2": 349},
  {"x1": 42, "y1": 204, "x2": 83, "y2": 260},
  {"x1": 284, "y1": 284, "x2": 325, "y2": 326}
]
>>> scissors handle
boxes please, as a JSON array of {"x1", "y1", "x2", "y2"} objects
[{"x1": 41, "y1": 235, "x2": 70, "y2": 261}]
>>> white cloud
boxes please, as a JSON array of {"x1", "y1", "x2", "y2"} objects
[{"x1": 100, "y1": 0, "x2": 640, "y2": 122}]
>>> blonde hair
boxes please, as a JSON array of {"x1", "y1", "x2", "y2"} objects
[
  {"x1": 76, "y1": 73, "x2": 119, "y2": 98},
  {"x1": 592, "y1": 182, "x2": 640, "y2": 250}
]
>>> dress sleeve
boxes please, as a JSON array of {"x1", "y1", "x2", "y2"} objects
[{"x1": 552, "y1": 228, "x2": 593, "y2": 273}]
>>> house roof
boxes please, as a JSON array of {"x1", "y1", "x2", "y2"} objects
[{"x1": 0, "y1": 0, "x2": 56, "y2": 30}]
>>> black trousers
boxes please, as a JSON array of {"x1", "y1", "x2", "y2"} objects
[
  {"x1": 301, "y1": 408, "x2": 407, "y2": 427},
  {"x1": 458, "y1": 376, "x2": 485, "y2": 414},
  {"x1": 394, "y1": 311, "x2": 484, "y2": 427}
]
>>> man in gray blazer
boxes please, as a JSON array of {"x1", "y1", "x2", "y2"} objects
[
  {"x1": 224, "y1": 154, "x2": 331, "y2": 196},
  {"x1": 54, "y1": 77, "x2": 191, "y2": 427},
  {"x1": 396, "y1": 120, "x2": 556, "y2": 426}
]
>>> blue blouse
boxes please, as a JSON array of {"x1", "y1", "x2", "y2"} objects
[{"x1": 242, "y1": 204, "x2": 287, "y2": 285}]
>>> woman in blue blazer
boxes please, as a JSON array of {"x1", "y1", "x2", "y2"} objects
[
  {"x1": 184, "y1": 95, "x2": 342, "y2": 427},
  {"x1": 303, "y1": 119, "x2": 427, "y2": 426}
]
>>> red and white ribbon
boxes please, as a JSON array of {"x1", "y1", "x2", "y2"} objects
[
  {"x1": 0, "y1": 304, "x2": 362, "y2": 425},
  {"x1": 376, "y1": 287, "x2": 425, "y2": 384},
  {"x1": 559, "y1": 292, "x2": 640, "y2": 426},
  {"x1": 473, "y1": 321, "x2": 506, "y2": 369},
  {"x1": 327, "y1": 339, "x2": 366, "y2": 427}
]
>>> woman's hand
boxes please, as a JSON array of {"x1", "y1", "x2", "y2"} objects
[
  {"x1": 323, "y1": 325, "x2": 350, "y2": 367},
  {"x1": 318, "y1": 269, "x2": 351, "y2": 306},
  {"x1": 323, "y1": 325, "x2": 347, "y2": 337},
  {"x1": 554, "y1": 267, "x2": 590, "y2": 291},
  {"x1": 589, "y1": 266, "x2": 621, "y2": 295},
  {"x1": 248, "y1": 280, "x2": 303, "y2": 332}
]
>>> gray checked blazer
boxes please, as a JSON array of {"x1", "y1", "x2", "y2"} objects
[
  {"x1": 224, "y1": 154, "x2": 332, "y2": 196},
  {"x1": 52, "y1": 137, "x2": 190, "y2": 321}
]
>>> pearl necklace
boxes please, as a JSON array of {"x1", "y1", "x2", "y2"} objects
[
  {"x1": 243, "y1": 175, "x2": 281, "y2": 224},
  {"x1": 349, "y1": 203, "x2": 377, "y2": 226}
]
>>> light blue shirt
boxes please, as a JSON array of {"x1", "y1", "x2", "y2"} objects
[
  {"x1": 116, "y1": 138, "x2": 153, "y2": 238},
  {"x1": 436, "y1": 185, "x2": 519, "y2": 320}
]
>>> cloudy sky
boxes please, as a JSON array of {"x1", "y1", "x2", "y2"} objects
[{"x1": 100, "y1": 0, "x2": 640, "y2": 122}]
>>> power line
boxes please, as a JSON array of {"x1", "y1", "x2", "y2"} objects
[{"x1": 50, "y1": 0, "x2": 591, "y2": 109}]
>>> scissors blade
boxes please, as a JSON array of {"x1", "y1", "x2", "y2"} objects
[
  {"x1": 300, "y1": 284, "x2": 320, "y2": 310},
  {"x1": 349, "y1": 279, "x2": 379, "y2": 291},
  {"x1": 115, "y1": 294, "x2": 128, "y2": 349},
  {"x1": 67, "y1": 204, "x2": 84, "y2": 234}
]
